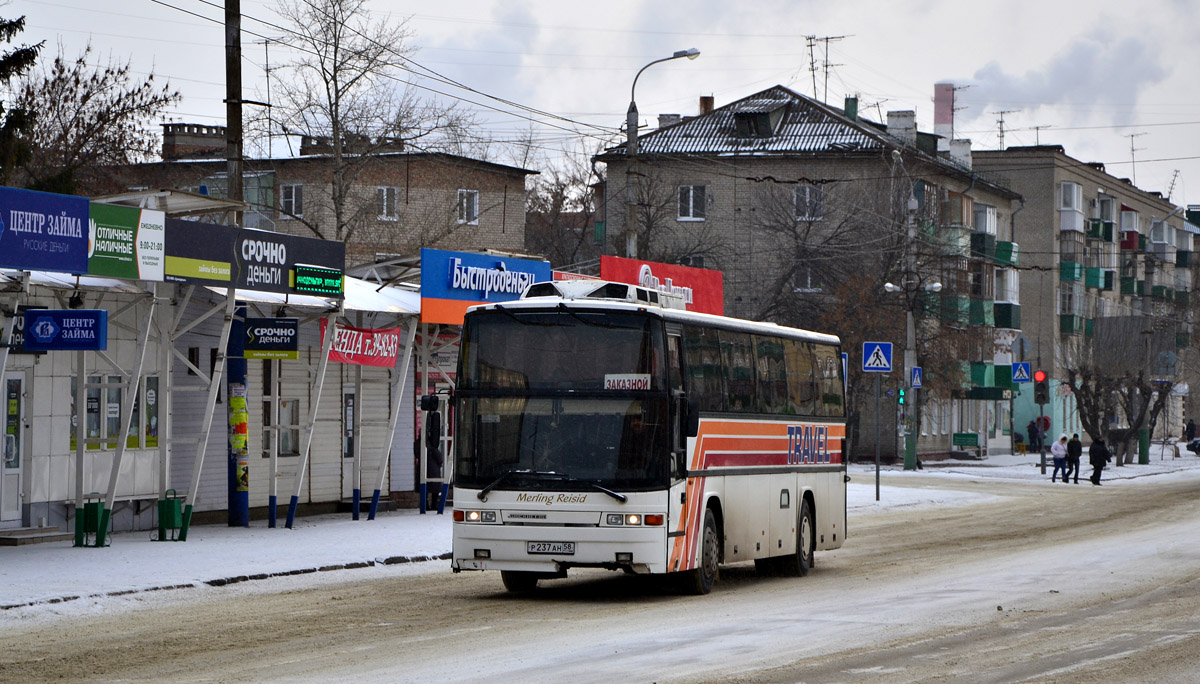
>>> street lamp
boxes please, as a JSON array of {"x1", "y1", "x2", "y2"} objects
[
  {"x1": 884, "y1": 275, "x2": 941, "y2": 470},
  {"x1": 624, "y1": 48, "x2": 700, "y2": 258}
]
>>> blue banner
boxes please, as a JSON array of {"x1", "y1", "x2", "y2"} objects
[
  {"x1": 21, "y1": 309, "x2": 108, "y2": 351},
  {"x1": 0, "y1": 187, "x2": 90, "y2": 273},
  {"x1": 420, "y1": 248, "x2": 551, "y2": 324}
]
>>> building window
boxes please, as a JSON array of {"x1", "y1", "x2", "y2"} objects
[
  {"x1": 1059, "y1": 182, "x2": 1082, "y2": 211},
  {"x1": 794, "y1": 183, "x2": 824, "y2": 221},
  {"x1": 457, "y1": 189, "x2": 479, "y2": 225},
  {"x1": 1060, "y1": 232, "x2": 1085, "y2": 262},
  {"x1": 973, "y1": 203, "x2": 997, "y2": 235},
  {"x1": 995, "y1": 268, "x2": 1019, "y2": 303},
  {"x1": 378, "y1": 186, "x2": 398, "y2": 220},
  {"x1": 678, "y1": 185, "x2": 706, "y2": 221},
  {"x1": 1059, "y1": 281, "x2": 1083, "y2": 316},
  {"x1": 280, "y1": 184, "x2": 303, "y2": 218},
  {"x1": 792, "y1": 266, "x2": 822, "y2": 294}
]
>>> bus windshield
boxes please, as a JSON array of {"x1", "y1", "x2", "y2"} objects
[{"x1": 455, "y1": 308, "x2": 669, "y2": 491}]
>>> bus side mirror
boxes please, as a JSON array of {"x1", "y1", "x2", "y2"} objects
[
  {"x1": 420, "y1": 394, "x2": 439, "y2": 412},
  {"x1": 685, "y1": 398, "x2": 700, "y2": 438}
]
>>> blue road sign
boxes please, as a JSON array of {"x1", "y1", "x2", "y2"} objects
[
  {"x1": 862, "y1": 342, "x2": 893, "y2": 373},
  {"x1": 911, "y1": 366, "x2": 923, "y2": 388},
  {"x1": 1012, "y1": 362, "x2": 1031, "y2": 383}
]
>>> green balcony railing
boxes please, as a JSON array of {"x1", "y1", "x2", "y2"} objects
[
  {"x1": 1177, "y1": 251, "x2": 1192, "y2": 268},
  {"x1": 1085, "y1": 267, "x2": 1103, "y2": 289},
  {"x1": 1060, "y1": 261, "x2": 1083, "y2": 281},
  {"x1": 969, "y1": 298, "x2": 994, "y2": 327},
  {"x1": 1060, "y1": 314, "x2": 1085, "y2": 335},
  {"x1": 994, "y1": 241, "x2": 1019, "y2": 267},
  {"x1": 994, "y1": 302, "x2": 1021, "y2": 329},
  {"x1": 971, "y1": 232, "x2": 996, "y2": 260}
]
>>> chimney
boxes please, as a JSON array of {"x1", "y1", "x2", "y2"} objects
[
  {"x1": 934, "y1": 83, "x2": 954, "y2": 152},
  {"x1": 699, "y1": 95, "x2": 714, "y2": 115},
  {"x1": 949, "y1": 139, "x2": 972, "y2": 169},
  {"x1": 886, "y1": 110, "x2": 917, "y2": 146},
  {"x1": 658, "y1": 113, "x2": 682, "y2": 129},
  {"x1": 844, "y1": 96, "x2": 858, "y2": 122},
  {"x1": 161, "y1": 123, "x2": 227, "y2": 161}
]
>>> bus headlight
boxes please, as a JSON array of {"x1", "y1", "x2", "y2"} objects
[{"x1": 462, "y1": 510, "x2": 496, "y2": 523}]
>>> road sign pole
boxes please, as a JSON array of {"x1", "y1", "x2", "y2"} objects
[{"x1": 875, "y1": 373, "x2": 881, "y2": 502}]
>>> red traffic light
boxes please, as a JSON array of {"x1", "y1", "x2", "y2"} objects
[{"x1": 1033, "y1": 370, "x2": 1047, "y2": 383}]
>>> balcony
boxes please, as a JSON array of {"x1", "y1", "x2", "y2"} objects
[
  {"x1": 1086, "y1": 219, "x2": 1115, "y2": 242},
  {"x1": 941, "y1": 294, "x2": 970, "y2": 326},
  {"x1": 1085, "y1": 267, "x2": 1103, "y2": 289},
  {"x1": 1177, "y1": 291, "x2": 1191, "y2": 307},
  {"x1": 1151, "y1": 285, "x2": 1174, "y2": 300},
  {"x1": 1178, "y1": 332, "x2": 1190, "y2": 348},
  {"x1": 1060, "y1": 314, "x2": 1086, "y2": 336},
  {"x1": 1060, "y1": 261, "x2": 1084, "y2": 281},
  {"x1": 1102, "y1": 270, "x2": 1116, "y2": 291},
  {"x1": 1177, "y1": 251, "x2": 1192, "y2": 268},
  {"x1": 994, "y1": 241, "x2": 1019, "y2": 267},
  {"x1": 1120, "y1": 231, "x2": 1140, "y2": 251},
  {"x1": 994, "y1": 302, "x2": 1021, "y2": 329},
  {"x1": 969, "y1": 298, "x2": 994, "y2": 327},
  {"x1": 971, "y1": 232, "x2": 996, "y2": 260}
]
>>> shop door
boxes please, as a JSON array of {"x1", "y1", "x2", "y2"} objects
[{"x1": 2, "y1": 371, "x2": 25, "y2": 524}]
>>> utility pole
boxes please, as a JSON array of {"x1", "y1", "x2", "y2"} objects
[{"x1": 225, "y1": 0, "x2": 243, "y2": 225}]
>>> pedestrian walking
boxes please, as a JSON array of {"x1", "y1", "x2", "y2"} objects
[
  {"x1": 1065, "y1": 433, "x2": 1082, "y2": 483},
  {"x1": 1050, "y1": 433, "x2": 1068, "y2": 482},
  {"x1": 1186, "y1": 419, "x2": 1196, "y2": 442},
  {"x1": 1027, "y1": 420, "x2": 1041, "y2": 453},
  {"x1": 1089, "y1": 437, "x2": 1112, "y2": 485}
]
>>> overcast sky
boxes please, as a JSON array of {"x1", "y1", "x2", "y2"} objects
[{"x1": 8, "y1": 0, "x2": 1199, "y2": 206}]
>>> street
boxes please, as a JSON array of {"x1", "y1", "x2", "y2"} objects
[{"x1": 3, "y1": 470, "x2": 1200, "y2": 683}]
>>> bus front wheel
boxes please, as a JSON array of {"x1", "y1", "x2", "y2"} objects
[
  {"x1": 684, "y1": 508, "x2": 720, "y2": 595},
  {"x1": 501, "y1": 570, "x2": 540, "y2": 592}
]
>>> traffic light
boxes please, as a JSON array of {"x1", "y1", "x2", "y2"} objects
[
  {"x1": 1033, "y1": 370, "x2": 1049, "y2": 405},
  {"x1": 898, "y1": 387, "x2": 906, "y2": 405}
]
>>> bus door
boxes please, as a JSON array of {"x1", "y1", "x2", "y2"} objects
[
  {"x1": 666, "y1": 329, "x2": 690, "y2": 568},
  {"x1": 2, "y1": 371, "x2": 25, "y2": 526}
]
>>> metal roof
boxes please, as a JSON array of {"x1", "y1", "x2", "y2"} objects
[{"x1": 608, "y1": 85, "x2": 890, "y2": 157}]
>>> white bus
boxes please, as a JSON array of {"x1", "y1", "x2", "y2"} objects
[{"x1": 444, "y1": 280, "x2": 847, "y2": 593}]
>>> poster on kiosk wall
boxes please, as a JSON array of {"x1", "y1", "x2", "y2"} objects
[{"x1": 599, "y1": 255, "x2": 725, "y2": 315}]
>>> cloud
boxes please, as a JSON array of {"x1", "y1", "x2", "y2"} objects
[{"x1": 958, "y1": 29, "x2": 1170, "y2": 127}]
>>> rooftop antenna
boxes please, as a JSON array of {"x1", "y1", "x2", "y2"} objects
[
  {"x1": 993, "y1": 109, "x2": 1019, "y2": 149},
  {"x1": 1167, "y1": 169, "x2": 1180, "y2": 201},
  {"x1": 805, "y1": 35, "x2": 848, "y2": 102},
  {"x1": 1125, "y1": 132, "x2": 1147, "y2": 185},
  {"x1": 1031, "y1": 124, "x2": 1051, "y2": 145}
]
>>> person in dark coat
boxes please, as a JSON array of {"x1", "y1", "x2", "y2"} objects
[
  {"x1": 1066, "y1": 434, "x2": 1083, "y2": 484},
  {"x1": 1089, "y1": 437, "x2": 1112, "y2": 485},
  {"x1": 1187, "y1": 419, "x2": 1196, "y2": 442}
]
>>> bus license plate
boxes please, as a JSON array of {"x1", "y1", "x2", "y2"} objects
[{"x1": 527, "y1": 541, "x2": 575, "y2": 555}]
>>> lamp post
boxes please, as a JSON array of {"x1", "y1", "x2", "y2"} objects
[
  {"x1": 625, "y1": 48, "x2": 700, "y2": 258},
  {"x1": 885, "y1": 274, "x2": 941, "y2": 470}
]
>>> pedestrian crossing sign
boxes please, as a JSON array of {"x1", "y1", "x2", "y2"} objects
[
  {"x1": 862, "y1": 342, "x2": 893, "y2": 373},
  {"x1": 1012, "y1": 361, "x2": 1031, "y2": 383},
  {"x1": 911, "y1": 366, "x2": 923, "y2": 388}
]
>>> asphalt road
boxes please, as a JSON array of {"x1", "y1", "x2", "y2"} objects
[{"x1": 3, "y1": 473, "x2": 1199, "y2": 683}]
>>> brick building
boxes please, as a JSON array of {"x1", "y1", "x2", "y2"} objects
[{"x1": 113, "y1": 124, "x2": 536, "y2": 265}]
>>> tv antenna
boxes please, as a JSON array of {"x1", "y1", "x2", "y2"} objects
[
  {"x1": 993, "y1": 110, "x2": 1020, "y2": 149},
  {"x1": 1125, "y1": 132, "x2": 1147, "y2": 185}
]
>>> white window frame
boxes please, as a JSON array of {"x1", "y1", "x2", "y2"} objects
[
  {"x1": 1059, "y1": 181, "x2": 1082, "y2": 211},
  {"x1": 280, "y1": 184, "x2": 303, "y2": 219},
  {"x1": 678, "y1": 185, "x2": 706, "y2": 221},
  {"x1": 1120, "y1": 209, "x2": 1139, "y2": 233},
  {"x1": 794, "y1": 183, "x2": 824, "y2": 221},
  {"x1": 457, "y1": 189, "x2": 479, "y2": 225},
  {"x1": 974, "y1": 203, "x2": 997, "y2": 235},
  {"x1": 378, "y1": 186, "x2": 399, "y2": 221}
]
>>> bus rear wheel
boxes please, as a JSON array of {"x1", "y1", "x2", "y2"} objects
[
  {"x1": 777, "y1": 498, "x2": 813, "y2": 577},
  {"x1": 501, "y1": 570, "x2": 540, "y2": 592},
  {"x1": 684, "y1": 508, "x2": 719, "y2": 595}
]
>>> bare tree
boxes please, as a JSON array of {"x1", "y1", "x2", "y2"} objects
[
  {"x1": 268, "y1": 0, "x2": 475, "y2": 244},
  {"x1": 1063, "y1": 315, "x2": 1179, "y2": 465},
  {"x1": 12, "y1": 43, "x2": 178, "y2": 195}
]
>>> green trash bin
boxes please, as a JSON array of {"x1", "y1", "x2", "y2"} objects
[{"x1": 157, "y1": 489, "x2": 183, "y2": 541}]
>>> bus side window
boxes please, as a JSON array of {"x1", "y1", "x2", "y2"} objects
[{"x1": 667, "y1": 334, "x2": 683, "y2": 391}]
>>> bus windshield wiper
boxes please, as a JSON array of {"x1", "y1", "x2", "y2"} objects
[
  {"x1": 584, "y1": 481, "x2": 628, "y2": 503},
  {"x1": 477, "y1": 468, "x2": 560, "y2": 501}
]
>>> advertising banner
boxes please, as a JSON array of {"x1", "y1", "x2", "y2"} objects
[
  {"x1": 243, "y1": 317, "x2": 299, "y2": 360},
  {"x1": 420, "y1": 248, "x2": 552, "y2": 325},
  {"x1": 88, "y1": 203, "x2": 166, "y2": 280},
  {"x1": 599, "y1": 255, "x2": 724, "y2": 315},
  {"x1": 21, "y1": 309, "x2": 108, "y2": 351},
  {"x1": 320, "y1": 319, "x2": 403, "y2": 367},
  {"x1": 0, "y1": 187, "x2": 90, "y2": 274},
  {"x1": 163, "y1": 219, "x2": 345, "y2": 297},
  {"x1": 6, "y1": 305, "x2": 46, "y2": 355}
]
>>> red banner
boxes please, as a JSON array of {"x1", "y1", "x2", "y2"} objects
[
  {"x1": 319, "y1": 320, "x2": 403, "y2": 367},
  {"x1": 599, "y1": 256, "x2": 724, "y2": 315}
]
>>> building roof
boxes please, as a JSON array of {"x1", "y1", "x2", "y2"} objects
[{"x1": 600, "y1": 85, "x2": 890, "y2": 157}]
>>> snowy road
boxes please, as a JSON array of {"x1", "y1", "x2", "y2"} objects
[{"x1": 4, "y1": 470, "x2": 1200, "y2": 683}]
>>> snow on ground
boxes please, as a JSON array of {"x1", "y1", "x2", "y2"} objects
[{"x1": 3, "y1": 442, "x2": 1199, "y2": 622}]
